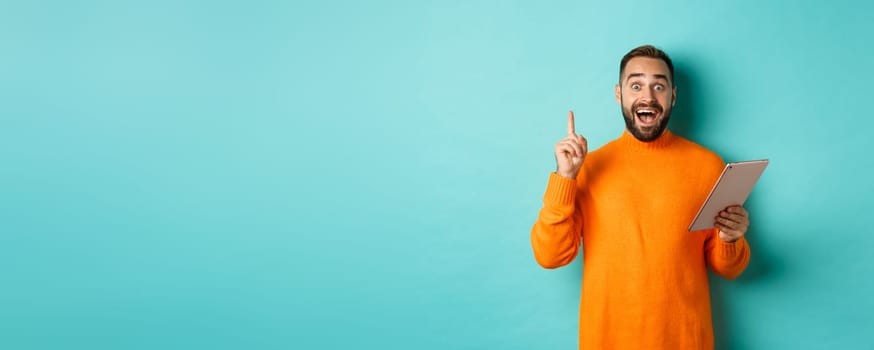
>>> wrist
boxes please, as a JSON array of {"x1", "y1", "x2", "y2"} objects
[
  {"x1": 718, "y1": 232, "x2": 743, "y2": 243},
  {"x1": 556, "y1": 170, "x2": 577, "y2": 179}
]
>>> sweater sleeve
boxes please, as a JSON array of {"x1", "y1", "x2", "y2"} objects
[
  {"x1": 530, "y1": 172, "x2": 584, "y2": 269},
  {"x1": 704, "y1": 228, "x2": 751, "y2": 279}
]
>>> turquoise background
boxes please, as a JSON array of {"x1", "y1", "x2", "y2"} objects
[{"x1": 1, "y1": 1, "x2": 871, "y2": 349}]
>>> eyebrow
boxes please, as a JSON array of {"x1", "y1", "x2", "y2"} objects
[{"x1": 626, "y1": 73, "x2": 669, "y2": 82}]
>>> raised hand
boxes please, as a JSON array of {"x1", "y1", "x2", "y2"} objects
[{"x1": 554, "y1": 110, "x2": 588, "y2": 179}]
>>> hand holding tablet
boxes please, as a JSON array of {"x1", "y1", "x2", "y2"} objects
[{"x1": 689, "y1": 160, "x2": 769, "y2": 232}]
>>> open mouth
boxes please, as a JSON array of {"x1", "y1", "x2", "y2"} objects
[{"x1": 634, "y1": 108, "x2": 660, "y2": 126}]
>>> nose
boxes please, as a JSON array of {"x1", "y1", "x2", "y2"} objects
[{"x1": 641, "y1": 86, "x2": 655, "y2": 101}]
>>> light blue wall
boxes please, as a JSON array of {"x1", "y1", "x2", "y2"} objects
[{"x1": 1, "y1": 1, "x2": 871, "y2": 349}]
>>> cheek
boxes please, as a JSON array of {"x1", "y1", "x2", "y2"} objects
[{"x1": 659, "y1": 93, "x2": 672, "y2": 106}]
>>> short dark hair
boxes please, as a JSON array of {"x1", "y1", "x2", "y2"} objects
[{"x1": 619, "y1": 45, "x2": 674, "y2": 85}]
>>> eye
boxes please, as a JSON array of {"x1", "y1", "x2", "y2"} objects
[
  {"x1": 654, "y1": 85, "x2": 664, "y2": 91},
  {"x1": 631, "y1": 83, "x2": 641, "y2": 90}
]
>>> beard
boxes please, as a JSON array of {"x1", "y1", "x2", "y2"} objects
[{"x1": 621, "y1": 97, "x2": 672, "y2": 142}]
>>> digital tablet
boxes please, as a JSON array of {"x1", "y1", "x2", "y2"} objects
[{"x1": 688, "y1": 160, "x2": 769, "y2": 232}]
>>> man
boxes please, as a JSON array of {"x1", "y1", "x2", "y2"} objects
[{"x1": 530, "y1": 45, "x2": 751, "y2": 349}]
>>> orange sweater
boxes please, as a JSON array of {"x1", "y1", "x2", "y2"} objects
[{"x1": 531, "y1": 130, "x2": 750, "y2": 349}]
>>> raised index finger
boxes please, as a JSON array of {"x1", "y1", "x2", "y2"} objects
[{"x1": 568, "y1": 110, "x2": 576, "y2": 136}]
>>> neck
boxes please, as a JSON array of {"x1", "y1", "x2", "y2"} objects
[{"x1": 619, "y1": 128, "x2": 675, "y2": 150}]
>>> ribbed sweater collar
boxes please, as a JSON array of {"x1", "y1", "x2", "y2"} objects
[{"x1": 618, "y1": 129, "x2": 676, "y2": 150}]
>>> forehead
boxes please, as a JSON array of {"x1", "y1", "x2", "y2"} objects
[{"x1": 622, "y1": 57, "x2": 671, "y2": 82}]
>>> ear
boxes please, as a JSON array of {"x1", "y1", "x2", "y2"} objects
[
  {"x1": 615, "y1": 84, "x2": 622, "y2": 105},
  {"x1": 671, "y1": 85, "x2": 677, "y2": 107}
]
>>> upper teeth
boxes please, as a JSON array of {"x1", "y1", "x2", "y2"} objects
[{"x1": 638, "y1": 110, "x2": 654, "y2": 115}]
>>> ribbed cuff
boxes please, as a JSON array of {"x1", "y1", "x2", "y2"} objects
[
  {"x1": 717, "y1": 236, "x2": 746, "y2": 259},
  {"x1": 543, "y1": 172, "x2": 577, "y2": 206}
]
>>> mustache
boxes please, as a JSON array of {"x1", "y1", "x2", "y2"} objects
[{"x1": 632, "y1": 102, "x2": 663, "y2": 113}]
